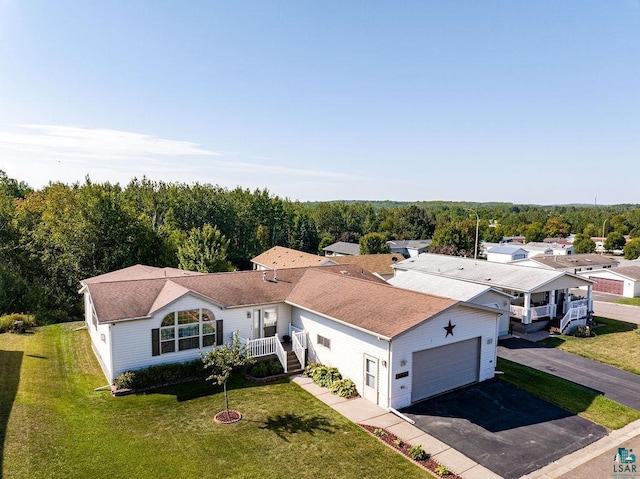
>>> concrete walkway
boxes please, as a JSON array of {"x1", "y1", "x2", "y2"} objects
[
  {"x1": 291, "y1": 375, "x2": 502, "y2": 479},
  {"x1": 292, "y1": 375, "x2": 640, "y2": 478}
]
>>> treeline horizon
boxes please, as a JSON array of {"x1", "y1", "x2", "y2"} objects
[{"x1": 1, "y1": 169, "x2": 639, "y2": 321}]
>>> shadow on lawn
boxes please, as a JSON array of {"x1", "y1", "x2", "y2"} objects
[
  {"x1": 0, "y1": 350, "x2": 23, "y2": 479},
  {"x1": 261, "y1": 413, "x2": 337, "y2": 441},
  {"x1": 147, "y1": 373, "x2": 269, "y2": 402}
]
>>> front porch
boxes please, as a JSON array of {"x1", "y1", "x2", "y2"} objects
[
  {"x1": 509, "y1": 288, "x2": 593, "y2": 335},
  {"x1": 241, "y1": 324, "x2": 307, "y2": 373}
]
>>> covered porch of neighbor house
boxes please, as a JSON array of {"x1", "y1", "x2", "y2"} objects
[
  {"x1": 241, "y1": 324, "x2": 307, "y2": 373},
  {"x1": 509, "y1": 282, "x2": 593, "y2": 335}
]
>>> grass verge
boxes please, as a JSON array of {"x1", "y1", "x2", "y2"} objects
[
  {"x1": 497, "y1": 357, "x2": 640, "y2": 430},
  {"x1": 1, "y1": 323, "x2": 433, "y2": 479},
  {"x1": 613, "y1": 297, "x2": 640, "y2": 307},
  {"x1": 540, "y1": 317, "x2": 640, "y2": 375}
]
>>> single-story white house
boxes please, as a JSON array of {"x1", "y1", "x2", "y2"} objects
[
  {"x1": 579, "y1": 266, "x2": 640, "y2": 297},
  {"x1": 486, "y1": 245, "x2": 529, "y2": 264},
  {"x1": 388, "y1": 270, "x2": 513, "y2": 337},
  {"x1": 511, "y1": 254, "x2": 619, "y2": 275},
  {"x1": 81, "y1": 263, "x2": 503, "y2": 409},
  {"x1": 392, "y1": 253, "x2": 594, "y2": 334},
  {"x1": 524, "y1": 242, "x2": 576, "y2": 257},
  {"x1": 386, "y1": 239, "x2": 432, "y2": 257}
]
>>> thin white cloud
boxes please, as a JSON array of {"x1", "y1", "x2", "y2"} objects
[
  {"x1": 0, "y1": 124, "x2": 365, "y2": 189},
  {"x1": 0, "y1": 124, "x2": 220, "y2": 160}
]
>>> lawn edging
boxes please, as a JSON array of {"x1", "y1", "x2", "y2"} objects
[{"x1": 359, "y1": 424, "x2": 460, "y2": 478}]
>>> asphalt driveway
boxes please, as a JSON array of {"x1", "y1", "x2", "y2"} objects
[
  {"x1": 401, "y1": 380, "x2": 607, "y2": 479},
  {"x1": 498, "y1": 337, "x2": 640, "y2": 410}
]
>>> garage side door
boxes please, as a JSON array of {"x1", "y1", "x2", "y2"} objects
[
  {"x1": 411, "y1": 337, "x2": 480, "y2": 403},
  {"x1": 590, "y1": 277, "x2": 624, "y2": 295}
]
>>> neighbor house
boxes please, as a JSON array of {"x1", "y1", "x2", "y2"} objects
[
  {"x1": 251, "y1": 246, "x2": 331, "y2": 270},
  {"x1": 578, "y1": 266, "x2": 640, "y2": 298},
  {"x1": 486, "y1": 245, "x2": 529, "y2": 264},
  {"x1": 524, "y1": 242, "x2": 575, "y2": 257},
  {"x1": 81, "y1": 263, "x2": 503, "y2": 409},
  {"x1": 511, "y1": 253, "x2": 619, "y2": 275},
  {"x1": 388, "y1": 270, "x2": 513, "y2": 337},
  {"x1": 392, "y1": 253, "x2": 594, "y2": 334},
  {"x1": 386, "y1": 239, "x2": 432, "y2": 258},
  {"x1": 322, "y1": 241, "x2": 360, "y2": 256}
]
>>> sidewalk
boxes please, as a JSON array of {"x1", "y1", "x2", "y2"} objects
[
  {"x1": 291, "y1": 375, "x2": 501, "y2": 479},
  {"x1": 292, "y1": 375, "x2": 640, "y2": 479}
]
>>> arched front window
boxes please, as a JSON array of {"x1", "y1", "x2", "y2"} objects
[{"x1": 157, "y1": 309, "x2": 218, "y2": 354}]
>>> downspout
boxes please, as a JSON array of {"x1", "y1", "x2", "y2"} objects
[
  {"x1": 108, "y1": 323, "x2": 115, "y2": 384},
  {"x1": 387, "y1": 339, "x2": 392, "y2": 410}
]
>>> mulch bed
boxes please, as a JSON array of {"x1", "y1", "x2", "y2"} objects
[
  {"x1": 359, "y1": 424, "x2": 462, "y2": 479},
  {"x1": 214, "y1": 410, "x2": 242, "y2": 424}
]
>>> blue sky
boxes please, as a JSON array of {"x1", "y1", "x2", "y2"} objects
[{"x1": 0, "y1": 1, "x2": 638, "y2": 204}]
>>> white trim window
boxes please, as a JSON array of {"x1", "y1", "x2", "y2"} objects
[{"x1": 160, "y1": 308, "x2": 217, "y2": 354}]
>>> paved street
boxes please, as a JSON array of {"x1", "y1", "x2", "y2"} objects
[
  {"x1": 593, "y1": 301, "x2": 640, "y2": 325},
  {"x1": 558, "y1": 433, "x2": 640, "y2": 479}
]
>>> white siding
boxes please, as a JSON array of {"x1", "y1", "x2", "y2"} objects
[
  {"x1": 291, "y1": 307, "x2": 391, "y2": 408},
  {"x1": 84, "y1": 292, "x2": 113, "y2": 381},
  {"x1": 390, "y1": 306, "x2": 497, "y2": 409},
  {"x1": 108, "y1": 294, "x2": 291, "y2": 382}
]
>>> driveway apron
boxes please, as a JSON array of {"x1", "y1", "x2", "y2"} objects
[
  {"x1": 401, "y1": 380, "x2": 607, "y2": 479},
  {"x1": 498, "y1": 337, "x2": 640, "y2": 411}
]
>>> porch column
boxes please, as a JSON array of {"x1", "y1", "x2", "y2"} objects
[
  {"x1": 549, "y1": 289, "x2": 557, "y2": 317},
  {"x1": 523, "y1": 292, "x2": 532, "y2": 324},
  {"x1": 586, "y1": 285, "x2": 593, "y2": 311},
  {"x1": 563, "y1": 288, "x2": 570, "y2": 314}
]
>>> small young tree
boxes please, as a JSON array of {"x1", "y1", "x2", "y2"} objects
[
  {"x1": 359, "y1": 232, "x2": 390, "y2": 254},
  {"x1": 201, "y1": 331, "x2": 254, "y2": 422},
  {"x1": 624, "y1": 238, "x2": 640, "y2": 260},
  {"x1": 604, "y1": 231, "x2": 626, "y2": 252}
]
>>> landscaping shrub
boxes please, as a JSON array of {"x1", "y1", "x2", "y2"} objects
[
  {"x1": 113, "y1": 360, "x2": 205, "y2": 390},
  {"x1": 329, "y1": 378, "x2": 358, "y2": 398},
  {"x1": 0, "y1": 313, "x2": 37, "y2": 333},
  {"x1": 408, "y1": 444, "x2": 428, "y2": 461},
  {"x1": 573, "y1": 326, "x2": 594, "y2": 338},
  {"x1": 304, "y1": 362, "x2": 322, "y2": 378},
  {"x1": 434, "y1": 465, "x2": 451, "y2": 476},
  {"x1": 312, "y1": 366, "x2": 342, "y2": 388},
  {"x1": 249, "y1": 360, "x2": 284, "y2": 378},
  {"x1": 113, "y1": 371, "x2": 136, "y2": 390}
]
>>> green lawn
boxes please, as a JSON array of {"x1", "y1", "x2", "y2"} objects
[
  {"x1": 0, "y1": 323, "x2": 432, "y2": 479},
  {"x1": 497, "y1": 358, "x2": 640, "y2": 430},
  {"x1": 540, "y1": 317, "x2": 640, "y2": 375},
  {"x1": 613, "y1": 297, "x2": 640, "y2": 307}
]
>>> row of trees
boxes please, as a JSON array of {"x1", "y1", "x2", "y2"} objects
[{"x1": 1, "y1": 170, "x2": 639, "y2": 319}]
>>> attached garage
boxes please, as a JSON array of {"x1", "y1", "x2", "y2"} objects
[
  {"x1": 590, "y1": 277, "x2": 624, "y2": 295},
  {"x1": 411, "y1": 337, "x2": 481, "y2": 402}
]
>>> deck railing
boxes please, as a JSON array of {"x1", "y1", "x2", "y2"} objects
[
  {"x1": 560, "y1": 306, "x2": 588, "y2": 334},
  {"x1": 292, "y1": 330, "x2": 307, "y2": 370},
  {"x1": 241, "y1": 333, "x2": 301, "y2": 373}
]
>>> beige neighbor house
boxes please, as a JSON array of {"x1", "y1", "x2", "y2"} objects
[
  {"x1": 392, "y1": 253, "x2": 594, "y2": 335},
  {"x1": 252, "y1": 246, "x2": 404, "y2": 280},
  {"x1": 81, "y1": 263, "x2": 503, "y2": 408}
]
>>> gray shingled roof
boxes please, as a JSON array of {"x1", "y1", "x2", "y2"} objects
[
  {"x1": 393, "y1": 253, "x2": 592, "y2": 293},
  {"x1": 322, "y1": 241, "x2": 360, "y2": 255}
]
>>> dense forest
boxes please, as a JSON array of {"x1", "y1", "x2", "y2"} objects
[{"x1": 1, "y1": 170, "x2": 639, "y2": 320}]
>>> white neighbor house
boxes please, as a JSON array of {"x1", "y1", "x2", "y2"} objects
[{"x1": 81, "y1": 264, "x2": 502, "y2": 409}]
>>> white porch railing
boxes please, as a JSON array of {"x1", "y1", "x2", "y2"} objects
[
  {"x1": 510, "y1": 304, "x2": 556, "y2": 321},
  {"x1": 241, "y1": 334, "x2": 288, "y2": 372},
  {"x1": 289, "y1": 323, "x2": 304, "y2": 337},
  {"x1": 560, "y1": 306, "x2": 588, "y2": 334},
  {"x1": 292, "y1": 330, "x2": 307, "y2": 370}
]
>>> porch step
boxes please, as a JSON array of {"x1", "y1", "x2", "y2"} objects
[{"x1": 286, "y1": 351, "x2": 302, "y2": 372}]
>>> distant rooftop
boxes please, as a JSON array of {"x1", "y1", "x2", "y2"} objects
[{"x1": 322, "y1": 241, "x2": 360, "y2": 255}]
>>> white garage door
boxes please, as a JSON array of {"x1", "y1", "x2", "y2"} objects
[{"x1": 411, "y1": 337, "x2": 480, "y2": 403}]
